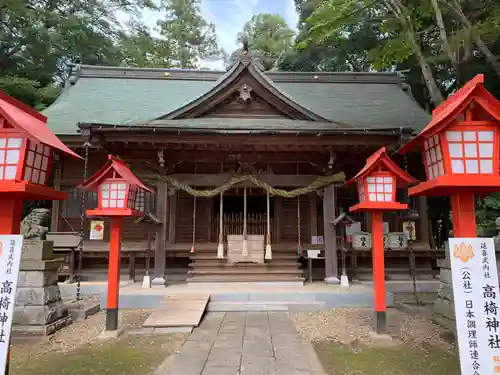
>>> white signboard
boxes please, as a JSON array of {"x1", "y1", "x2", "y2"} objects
[
  {"x1": 0, "y1": 235, "x2": 23, "y2": 372},
  {"x1": 345, "y1": 222, "x2": 361, "y2": 236},
  {"x1": 449, "y1": 238, "x2": 500, "y2": 375}
]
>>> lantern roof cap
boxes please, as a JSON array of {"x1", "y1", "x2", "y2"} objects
[
  {"x1": 400, "y1": 74, "x2": 500, "y2": 154},
  {"x1": 79, "y1": 154, "x2": 152, "y2": 192},
  {"x1": 0, "y1": 90, "x2": 81, "y2": 159},
  {"x1": 345, "y1": 147, "x2": 418, "y2": 186}
]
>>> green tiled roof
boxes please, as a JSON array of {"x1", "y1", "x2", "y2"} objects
[{"x1": 43, "y1": 64, "x2": 430, "y2": 135}]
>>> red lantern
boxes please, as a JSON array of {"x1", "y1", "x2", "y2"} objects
[
  {"x1": 401, "y1": 74, "x2": 500, "y2": 195},
  {"x1": 400, "y1": 74, "x2": 500, "y2": 237},
  {"x1": 79, "y1": 155, "x2": 152, "y2": 217},
  {"x1": 0, "y1": 90, "x2": 80, "y2": 234},
  {"x1": 345, "y1": 147, "x2": 417, "y2": 335},
  {"x1": 79, "y1": 155, "x2": 153, "y2": 332},
  {"x1": 347, "y1": 147, "x2": 417, "y2": 212}
]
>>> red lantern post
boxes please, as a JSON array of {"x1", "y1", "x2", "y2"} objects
[
  {"x1": 345, "y1": 147, "x2": 417, "y2": 334},
  {"x1": 0, "y1": 91, "x2": 80, "y2": 375},
  {"x1": 79, "y1": 155, "x2": 153, "y2": 331},
  {"x1": 400, "y1": 74, "x2": 500, "y2": 237}
]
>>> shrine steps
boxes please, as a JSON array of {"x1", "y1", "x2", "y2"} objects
[{"x1": 187, "y1": 275, "x2": 305, "y2": 283}]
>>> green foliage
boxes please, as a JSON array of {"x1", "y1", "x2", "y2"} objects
[
  {"x1": 231, "y1": 13, "x2": 295, "y2": 70},
  {"x1": 1, "y1": 0, "x2": 223, "y2": 107},
  {"x1": 477, "y1": 194, "x2": 500, "y2": 235}
]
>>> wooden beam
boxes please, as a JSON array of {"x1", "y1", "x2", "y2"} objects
[
  {"x1": 152, "y1": 181, "x2": 167, "y2": 285},
  {"x1": 323, "y1": 185, "x2": 339, "y2": 283},
  {"x1": 51, "y1": 157, "x2": 62, "y2": 232},
  {"x1": 274, "y1": 196, "x2": 282, "y2": 244},
  {"x1": 309, "y1": 192, "x2": 317, "y2": 238},
  {"x1": 167, "y1": 191, "x2": 177, "y2": 244},
  {"x1": 418, "y1": 196, "x2": 430, "y2": 246},
  {"x1": 168, "y1": 174, "x2": 343, "y2": 187}
]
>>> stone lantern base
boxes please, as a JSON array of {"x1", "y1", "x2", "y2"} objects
[{"x1": 13, "y1": 239, "x2": 72, "y2": 336}]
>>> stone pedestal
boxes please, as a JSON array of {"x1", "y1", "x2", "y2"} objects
[{"x1": 13, "y1": 239, "x2": 72, "y2": 336}]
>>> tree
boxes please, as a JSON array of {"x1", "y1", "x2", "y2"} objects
[
  {"x1": 0, "y1": 0, "x2": 158, "y2": 107},
  {"x1": 157, "y1": 0, "x2": 223, "y2": 68},
  {"x1": 233, "y1": 13, "x2": 295, "y2": 70}
]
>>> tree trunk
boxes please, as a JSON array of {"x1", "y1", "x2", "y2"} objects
[
  {"x1": 430, "y1": 0, "x2": 458, "y2": 71},
  {"x1": 388, "y1": 0, "x2": 444, "y2": 106},
  {"x1": 447, "y1": 0, "x2": 500, "y2": 78}
]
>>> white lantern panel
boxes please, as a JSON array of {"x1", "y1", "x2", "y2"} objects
[
  {"x1": 0, "y1": 151, "x2": 5, "y2": 164},
  {"x1": 480, "y1": 160, "x2": 493, "y2": 174},
  {"x1": 117, "y1": 190, "x2": 126, "y2": 199},
  {"x1": 446, "y1": 131, "x2": 462, "y2": 141},
  {"x1": 367, "y1": 183, "x2": 376, "y2": 193},
  {"x1": 0, "y1": 139, "x2": 6, "y2": 148},
  {"x1": 43, "y1": 145, "x2": 50, "y2": 156},
  {"x1": 39, "y1": 171, "x2": 46, "y2": 185},
  {"x1": 101, "y1": 184, "x2": 109, "y2": 191},
  {"x1": 29, "y1": 141, "x2": 37, "y2": 151},
  {"x1": 118, "y1": 183, "x2": 126, "y2": 190},
  {"x1": 425, "y1": 151, "x2": 431, "y2": 165},
  {"x1": 5, "y1": 150, "x2": 19, "y2": 164},
  {"x1": 366, "y1": 177, "x2": 376, "y2": 183},
  {"x1": 26, "y1": 151, "x2": 34, "y2": 165},
  {"x1": 102, "y1": 199, "x2": 109, "y2": 208},
  {"x1": 41, "y1": 157, "x2": 48, "y2": 171},
  {"x1": 101, "y1": 190, "x2": 109, "y2": 198},
  {"x1": 116, "y1": 199, "x2": 125, "y2": 208},
  {"x1": 110, "y1": 200, "x2": 117, "y2": 208},
  {"x1": 32, "y1": 169, "x2": 39, "y2": 183},
  {"x1": 4, "y1": 166, "x2": 16, "y2": 180},
  {"x1": 464, "y1": 143, "x2": 478, "y2": 158},
  {"x1": 448, "y1": 143, "x2": 463, "y2": 158},
  {"x1": 384, "y1": 184, "x2": 392, "y2": 193},
  {"x1": 34, "y1": 154, "x2": 42, "y2": 169},
  {"x1": 479, "y1": 143, "x2": 494, "y2": 158},
  {"x1": 463, "y1": 131, "x2": 476, "y2": 141},
  {"x1": 110, "y1": 190, "x2": 117, "y2": 199},
  {"x1": 369, "y1": 193, "x2": 376, "y2": 201},
  {"x1": 430, "y1": 148, "x2": 436, "y2": 162},
  {"x1": 478, "y1": 131, "x2": 494, "y2": 141},
  {"x1": 451, "y1": 159, "x2": 465, "y2": 173},
  {"x1": 7, "y1": 138, "x2": 22, "y2": 148},
  {"x1": 428, "y1": 137, "x2": 434, "y2": 147},
  {"x1": 438, "y1": 161, "x2": 444, "y2": 175},
  {"x1": 384, "y1": 194, "x2": 392, "y2": 202},
  {"x1": 436, "y1": 146, "x2": 442, "y2": 160},
  {"x1": 24, "y1": 167, "x2": 32, "y2": 180},
  {"x1": 465, "y1": 159, "x2": 479, "y2": 173},
  {"x1": 427, "y1": 167, "x2": 434, "y2": 179},
  {"x1": 376, "y1": 177, "x2": 383, "y2": 183}
]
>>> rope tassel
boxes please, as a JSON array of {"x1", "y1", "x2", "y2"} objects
[
  {"x1": 242, "y1": 187, "x2": 248, "y2": 257},
  {"x1": 265, "y1": 191, "x2": 272, "y2": 260},
  {"x1": 191, "y1": 196, "x2": 196, "y2": 254},
  {"x1": 217, "y1": 192, "x2": 224, "y2": 259}
]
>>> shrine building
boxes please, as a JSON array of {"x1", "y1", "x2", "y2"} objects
[{"x1": 42, "y1": 50, "x2": 435, "y2": 285}]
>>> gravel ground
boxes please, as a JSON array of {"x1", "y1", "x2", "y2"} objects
[
  {"x1": 12, "y1": 308, "x2": 154, "y2": 359},
  {"x1": 291, "y1": 308, "x2": 455, "y2": 351}
]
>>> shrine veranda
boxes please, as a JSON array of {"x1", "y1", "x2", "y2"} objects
[{"x1": 43, "y1": 55, "x2": 442, "y2": 284}]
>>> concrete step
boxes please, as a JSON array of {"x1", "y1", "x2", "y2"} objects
[
  {"x1": 207, "y1": 300, "x2": 326, "y2": 312},
  {"x1": 188, "y1": 269, "x2": 302, "y2": 275},
  {"x1": 189, "y1": 262, "x2": 299, "y2": 268},
  {"x1": 187, "y1": 275, "x2": 305, "y2": 282}
]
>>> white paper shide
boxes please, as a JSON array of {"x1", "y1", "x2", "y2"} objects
[{"x1": 449, "y1": 238, "x2": 500, "y2": 375}]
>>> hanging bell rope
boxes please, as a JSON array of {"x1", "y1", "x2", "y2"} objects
[
  {"x1": 242, "y1": 187, "x2": 248, "y2": 256},
  {"x1": 217, "y1": 192, "x2": 224, "y2": 259},
  {"x1": 138, "y1": 172, "x2": 345, "y2": 198},
  {"x1": 265, "y1": 190, "x2": 272, "y2": 260},
  {"x1": 190, "y1": 195, "x2": 196, "y2": 254},
  {"x1": 297, "y1": 195, "x2": 303, "y2": 256}
]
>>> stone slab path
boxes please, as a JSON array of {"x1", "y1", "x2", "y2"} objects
[{"x1": 163, "y1": 312, "x2": 322, "y2": 375}]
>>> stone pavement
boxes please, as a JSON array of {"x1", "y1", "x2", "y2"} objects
[{"x1": 163, "y1": 312, "x2": 322, "y2": 375}]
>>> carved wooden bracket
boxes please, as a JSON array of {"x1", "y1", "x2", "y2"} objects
[{"x1": 238, "y1": 84, "x2": 253, "y2": 104}]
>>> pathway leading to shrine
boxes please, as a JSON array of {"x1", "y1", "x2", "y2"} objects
[{"x1": 162, "y1": 311, "x2": 324, "y2": 375}]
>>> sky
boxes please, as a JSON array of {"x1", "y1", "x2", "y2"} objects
[{"x1": 140, "y1": 0, "x2": 299, "y2": 70}]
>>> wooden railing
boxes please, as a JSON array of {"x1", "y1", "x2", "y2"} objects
[{"x1": 212, "y1": 213, "x2": 272, "y2": 238}]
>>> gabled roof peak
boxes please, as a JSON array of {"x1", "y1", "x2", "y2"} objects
[{"x1": 346, "y1": 147, "x2": 418, "y2": 186}]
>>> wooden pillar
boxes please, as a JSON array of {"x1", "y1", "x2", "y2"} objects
[
  {"x1": 50, "y1": 156, "x2": 62, "y2": 232},
  {"x1": 364, "y1": 212, "x2": 372, "y2": 232},
  {"x1": 323, "y1": 185, "x2": 339, "y2": 284},
  {"x1": 274, "y1": 197, "x2": 282, "y2": 244},
  {"x1": 308, "y1": 192, "x2": 317, "y2": 240},
  {"x1": 418, "y1": 196, "x2": 430, "y2": 246},
  {"x1": 207, "y1": 197, "x2": 213, "y2": 242},
  {"x1": 167, "y1": 191, "x2": 177, "y2": 244},
  {"x1": 152, "y1": 181, "x2": 167, "y2": 286}
]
